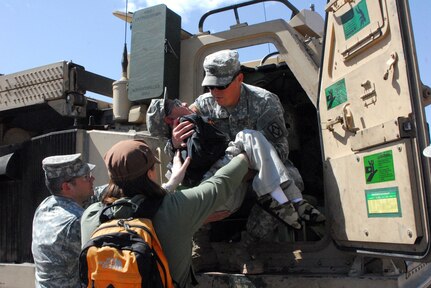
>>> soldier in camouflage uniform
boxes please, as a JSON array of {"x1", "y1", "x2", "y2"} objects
[
  {"x1": 170, "y1": 49, "x2": 325, "y2": 273},
  {"x1": 147, "y1": 97, "x2": 304, "y2": 228},
  {"x1": 32, "y1": 154, "x2": 95, "y2": 288}
]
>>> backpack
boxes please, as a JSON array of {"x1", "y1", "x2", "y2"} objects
[
  {"x1": 179, "y1": 114, "x2": 230, "y2": 187},
  {"x1": 79, "y1": 198, "x2": 173, "y2": 288}
]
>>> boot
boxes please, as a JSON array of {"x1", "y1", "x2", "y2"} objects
[
  {"x1": 294, "y1": 199, "x2": 326, "y2": 223},
  {"x1": 259, "y1": 194, "x2": 302, "y2": 229}
]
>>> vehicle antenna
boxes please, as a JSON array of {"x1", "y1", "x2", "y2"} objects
[
  {"x1": 262, "y1": 2, "x2": 271, "y2": 54},
  {"x1": 121, "y1": 0, "x2": 129, "y2": 78},
  {"x1": 112, "y1": 0, "x2": 132, "y2": 123}
]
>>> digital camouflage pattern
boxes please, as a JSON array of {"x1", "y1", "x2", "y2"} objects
[
  {"x1": 256, "y1": 194, "x2": 301, "y2": 230},
  {"x1": 193, "y1": 83, "x2": 291, "y2": 163},
  {"x1": 193, "y1": 82, "x2": 307, "y2": 238},
  {"x1": 42, "y1": 153, "x2": 94, "y2": 181},
  {"x1": 202, "y1": 50, "x2": 241, "y2": 87},
  {"x1": 32, "y1": 196, "x2": 84, "y2": 288},
  {"x1": 146, "y1": 98, "x2": 170, "y2": 138}
]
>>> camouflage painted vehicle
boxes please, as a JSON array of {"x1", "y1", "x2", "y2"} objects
[{"x1": 1, "y1": 0, "x2": 431, "y2": 287}]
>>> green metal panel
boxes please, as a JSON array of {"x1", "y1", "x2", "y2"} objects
[{"x1": 128, "y1": 5, "x2": 181, "y2": 102}]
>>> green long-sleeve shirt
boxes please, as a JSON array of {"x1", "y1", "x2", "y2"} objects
[{"x1": 81, "y1": 155, "x2": 248, "y2": 288}]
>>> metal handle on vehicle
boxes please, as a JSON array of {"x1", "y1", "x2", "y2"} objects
[
  {"x1": 325, "y1": 103, "x2": 358, "y2": 133},
  {"x1": 198, "y1": 0, "x2": 300, "y2": 33},
  {"x1": 342, "y1": 103, "x2": 359, "y2": 133},
  {"x1": 325, "y1": 116, "x2": 343, "y2": 132},
  {"x1": 383, "y1": 52, "x2": 398, "y2": 81}
]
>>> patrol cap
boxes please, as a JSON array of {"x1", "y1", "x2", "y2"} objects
[
  {"x1": 423, "y1": 145, "x2": 431, "y2": 158},
  {"x1": 104, "y1": 139, "x2": 160, "y2": 182},
  {"x1": 42, "y1": 153, "x2": 95, "y2": 181},
  {"x1": 146, "y1": 87, "x2": 172, "y2": 138},
  {"x1": 202, "y1": 50, "x2": 241, "y2": 87}
]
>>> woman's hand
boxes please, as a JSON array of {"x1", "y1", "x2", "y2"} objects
[{"x1": 162, "y1": 150, "x2": 191, "y2": 192}]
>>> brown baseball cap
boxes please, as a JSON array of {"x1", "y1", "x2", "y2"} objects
[{"x1": 104, "y1": 139, "x2": 160, "y2": 182}]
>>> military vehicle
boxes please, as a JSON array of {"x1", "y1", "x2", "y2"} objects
[{"x1": 1, "y1": 0, "x2": 431, "y2": 287}]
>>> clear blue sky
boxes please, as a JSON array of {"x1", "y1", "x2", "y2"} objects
[{"x1": 1, "y1": 0, "x2": 430, "y2": 123}]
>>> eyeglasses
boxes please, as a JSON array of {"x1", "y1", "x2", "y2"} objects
[
  {"x1": 66, "y1": 172, "x2": 93, "y2": 184},
  {"x1": 205, "y1": 72, "x2": 240, "y2": 91},
  {"x1": 81, "y1": 172, "x2": 93, "y2": 182}
]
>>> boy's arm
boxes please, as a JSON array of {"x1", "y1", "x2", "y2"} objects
[{"x1": 163, "y1": 139, "x2": 176, "y2": 159}]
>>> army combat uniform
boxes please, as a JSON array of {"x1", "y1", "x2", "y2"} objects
[
  {"x1": 150, "y1": 49, "x2": 325, "y2": 273},
  {"x1": 193, "y1": 83, "x2": 304, "y2": 201},
  {"x1": 32, "y1": 196, "x2": 83, "y2": 288},
  {"x1": 193, "y1": 83, "x2": 309, "y2": 238},
  {"x1": 31, "y1": 153, "x2": 95, "y2": 288}
]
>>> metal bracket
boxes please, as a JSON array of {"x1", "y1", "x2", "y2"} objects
[
  {"x1": 164, "y1": 39, "x2": 179, "y2": 59},
  {"x1": 398, "y1": 116, "x2": 415, "y2": 138},
  {"x1": 421, "y1": 84, "x2": 431, "y2": 106},
  {"x1": 325, "y1": 116, "x2": 343, "y2": 132},
  {"x1": 325, "y1": 0, "x2": 355, "y2": 13},
  {"x1": 348, "y1": 256, "x2": 364, "y2": 277},
  {"x1": 382, "y1": 259, "x2": 401, "y2": 276},
  {"x1": 360, "y1": 80, "x2": 377, "y2": 107}
]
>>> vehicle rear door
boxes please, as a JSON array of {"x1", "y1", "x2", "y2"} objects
[{"x1": 319, "y1": 0, "x2": 431, "y2": 259}]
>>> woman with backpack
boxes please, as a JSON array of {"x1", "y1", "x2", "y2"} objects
[{"x1": 80, "y1": 139, "x2": 250, "y2": 287}]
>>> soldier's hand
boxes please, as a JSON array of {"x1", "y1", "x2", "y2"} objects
[{"x1": 172, "y1": 119, "x2": 195, "y2": 149}]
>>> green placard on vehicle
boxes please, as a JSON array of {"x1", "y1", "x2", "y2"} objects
[
  {"x1": 341, "y1": 0, "x2": 371, "y2": 40},
  {"x1": 364, "y1": 150, "x2": 395, "y2": 184},
  {"x1": 365, "y1": 187, "x2": 401, "y2": 218},
  {"x1": 325, "y1": 78, "x2": 347, "y2": 110}
]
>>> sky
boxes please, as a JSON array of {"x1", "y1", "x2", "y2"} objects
[{"x1": 1, "y1": 0, "x2": 430, "y2": 123}]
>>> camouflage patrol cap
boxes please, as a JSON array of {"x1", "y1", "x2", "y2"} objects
[
  {"x1": 202, "y1": 50, "x2": 241, "y2": 87},
  {"x1": 42, "y1": 153, "x2": 95, "y2": 181},
  {"x1": 146, "y1": 87, "x2": 173, "y2": 138},
  {"x1": 146, "y1": 98, "x2": 170, "y2": 138}
]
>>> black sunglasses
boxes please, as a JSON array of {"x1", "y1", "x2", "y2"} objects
[{"x1": 206, "y1": 72, "x2": 240, "y2": 91}]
